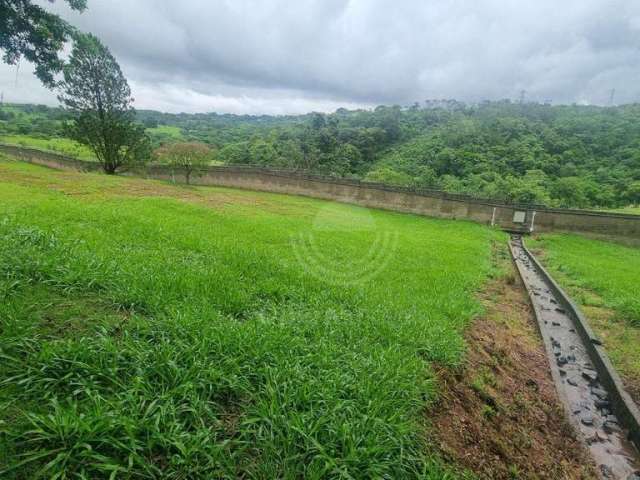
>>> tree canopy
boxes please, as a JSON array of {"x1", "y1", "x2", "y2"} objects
[
  {"x1": 154, "y1": 142, "x2": 213, "y2": 184},
  {"x1": 0, "y1": 0, "x2": 87, "y2": 87}
]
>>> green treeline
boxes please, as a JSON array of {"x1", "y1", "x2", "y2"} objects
[{"x1": 2, "y1": 100, "x2": 640, "y2": 208}]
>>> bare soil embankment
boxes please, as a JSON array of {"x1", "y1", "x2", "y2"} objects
[{"x1": 431, "y1": 269, "x2": 597, "y2": 479}]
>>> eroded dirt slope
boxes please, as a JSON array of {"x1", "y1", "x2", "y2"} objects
[{"x1": 431, "y1": 269, "x2": 597, "y2": 479}]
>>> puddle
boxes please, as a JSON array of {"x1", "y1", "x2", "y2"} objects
[{"x1": 510, "y1": 236, "x2": 640, "y2": 479}]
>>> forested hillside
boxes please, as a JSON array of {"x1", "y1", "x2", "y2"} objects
[{"x1": 2, "y1": 100, "x2": 640, "y2": 209}]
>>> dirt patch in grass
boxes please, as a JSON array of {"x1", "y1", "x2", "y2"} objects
[
  {"x1": 430, "y1": 273, "x2": 597, "y2": 479},
  {"x1": 4, "y1": 283, "x2": 133, "y2": 339}
]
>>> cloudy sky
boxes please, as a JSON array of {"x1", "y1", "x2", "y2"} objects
[{"x1": 2, "y1": 0, "x2": 639, "y2": 114}]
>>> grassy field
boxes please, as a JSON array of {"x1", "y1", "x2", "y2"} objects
[
  {"x1": 607, "y1": 206, "x2": 640, "y2": 215},
  {"x1": 529, "y1": 234, "x2": 640, "y2": 400},
  {"x1": 0, "y1": 135, "x2": 95, "y2": 160},
  {"x1": 0, "y1": 156, "x2": 505, "y2": 478},
  {"x1": 146, "y1": 125, "x2": 184, "y2": 143},
  {"x1": 596, "y1": 205, "x2": 640, "y2": 215}
]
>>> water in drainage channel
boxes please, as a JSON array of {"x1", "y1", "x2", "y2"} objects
[{"x1": 510, "y1": 236, "x2": 640, "y2": 479}]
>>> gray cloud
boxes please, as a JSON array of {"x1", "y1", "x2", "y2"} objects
[{"x1": 3, "y1": 0, "x2": 640, "y2": 113}]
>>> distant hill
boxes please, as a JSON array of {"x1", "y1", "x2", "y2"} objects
[{"x1": 2, "y1": 100, "x2": 639, "y2": 209}]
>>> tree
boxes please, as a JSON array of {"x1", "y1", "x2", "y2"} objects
[
  {"x1": 0, "y1": 0, "x2": 87, "y2": 87},
  {"x1": 57, "y1": 33, "x2": 150, "y2": 174},
  {"x1": 249, "y1": 139, "x2": 278, "y2": 166},
  {"x1": 219, "y1": 142, "x2": 250, "y2": 165},
  {"x1": 551, "y1": 176, "x2": 590, "y2": 208},
  {"x1": 626, "y1": 181, "x2": 640, "y2": 206},
  {"x1": 155, "y1": 142, "x2": 212, "y2": 185},
  {"x1": 275, "y1": 139, "x2": 303, "y2": 168},
  {"x1": 330, "y1": 143, "x2": 362, "y2": 175},
  {"x1": 505, "y1": 170, "x2": 551, "y2": 205},
  {"x1": 310, "y1": 112, "x2": 326, "y2": 130},
  {"x1": 374, "y1": 105, "x2": 401, "y2": 143},
  {"x1": 412, "y1": 165, "x2": 438, "y2": 188}
]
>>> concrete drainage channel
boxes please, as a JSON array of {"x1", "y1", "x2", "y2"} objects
[{"x1": 509, "y1": 235, "x2": 640, "y2": 479}]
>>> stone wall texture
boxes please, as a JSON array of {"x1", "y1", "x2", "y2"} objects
[{"x1": 3, "y1": 144, "x2": 639, "y2": 242}]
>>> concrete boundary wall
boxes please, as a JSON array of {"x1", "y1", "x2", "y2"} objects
[
  {"x1": 517, "y1": 238, "x2": 640, "y2": 449},
  {"x1": 2, "y1": 143, "x2": 640, "y2": 241}
]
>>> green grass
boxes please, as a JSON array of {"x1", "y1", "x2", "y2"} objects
[
  {"x1": 529, "y1": 233, "x2": 640, "y2": 400},
  {"x1": 529, "y1": 234, "x2": 640, "y2": 327},
  {"x1": 146, "y1": 125, "x2": 184, "y2": 140},
  {"x1": 0, "y1": 131, "x2": 226, "y2": 167},
  {"x1": 0, "y1": 156, "x2": 503, "y2": 478},
  {"x1": 0, "y1": 134, "x2": 95, "y2": 160},
  {"x1": 603, "y1": 206, "x2": 640, "y2": 215}
]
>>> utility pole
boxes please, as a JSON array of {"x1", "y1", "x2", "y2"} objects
[{"x1": 609, "y1": 88, "x2": 616, "y2": 106}]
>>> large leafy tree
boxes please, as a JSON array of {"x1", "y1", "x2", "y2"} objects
[
  {"x1": 58, "y1": 33, "x2": 150, "y2": 174},
  {"x1": 0, "y1": 0, "x2": 87, "y2": 87}
]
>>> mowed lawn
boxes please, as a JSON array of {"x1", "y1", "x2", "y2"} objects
[
  {"x1": 0, "y1": 157, "x2": 503, "y2": 479},
  {"x1": 530, "y1": 234, "x2": 640, "y2": 401}
]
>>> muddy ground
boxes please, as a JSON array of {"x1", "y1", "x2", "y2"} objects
[{"x1": 431, "y1": 267, "x2": 598, "y2": 479}]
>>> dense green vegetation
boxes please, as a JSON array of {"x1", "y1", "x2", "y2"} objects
[
  {"x1": 0, "y1": 156, "x2": 502, "y2": 478},
  {"x1": 530, "y1": 234, "x2": 640, "y2": 399},
  {"x1": 3, "y1": 101, "x2": 640, "y2": 209}
]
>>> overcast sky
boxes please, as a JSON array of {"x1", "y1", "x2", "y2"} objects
[{"x1": 2, "y1": 0, "x2": 639, "y2": 114}]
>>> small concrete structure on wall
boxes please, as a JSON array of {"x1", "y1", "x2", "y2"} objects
[{"x1": 2, "y1": 144, "x2": 639, "y2": 243}]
